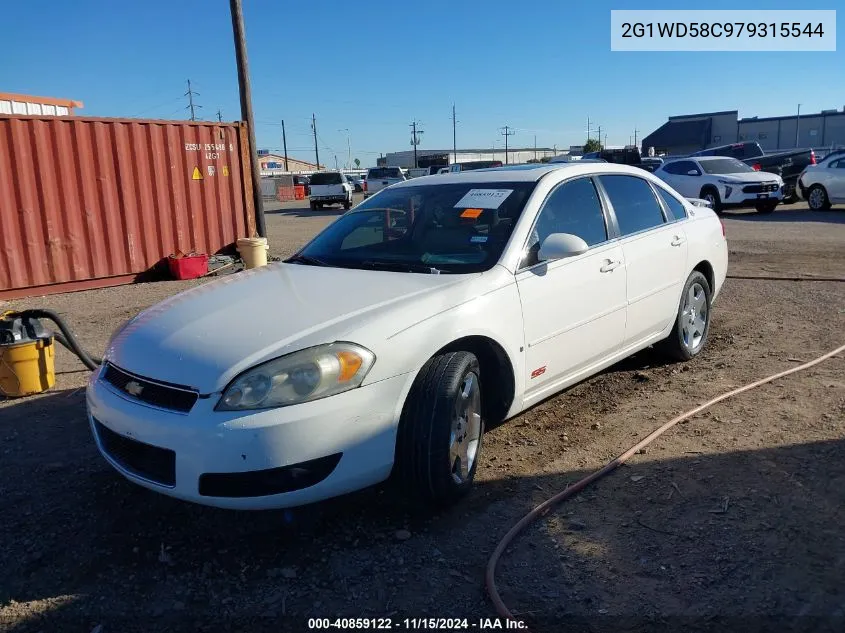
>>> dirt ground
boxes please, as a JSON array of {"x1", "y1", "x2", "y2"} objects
[{"x1": 1, "y1": 201, "x2": 844, "y2": 633}]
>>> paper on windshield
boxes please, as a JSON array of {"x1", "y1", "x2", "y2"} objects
[{"x1": 454, "y1": 189, "x2": 513, "y2": 209}]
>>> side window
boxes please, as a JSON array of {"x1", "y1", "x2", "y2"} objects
[
  {"x1": 831, "y1": 159, "x2": 845, "y2": 169},
  {"x1": 654, "y1": 186, "x2": 688, "y2": 221},
  {"x1": 523, "y1": 178, "x2": 607, "y2": 267},
  {"x1": 599, "y1": 175, "x2": 667, "y2": 236},
  {"x1": 679, "y1": 160, "x2": 700, "y2": 175}
]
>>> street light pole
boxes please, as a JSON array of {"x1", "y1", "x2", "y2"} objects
[
  {"x1": 229, "y1": 0, "x2": 265, "y2": 238},
  {"x1": 339, "y1": 129, "x2": 351, "y2": 169},
  {"x1": 795, "y1": 104, "x2": 801, "y2": 147}
]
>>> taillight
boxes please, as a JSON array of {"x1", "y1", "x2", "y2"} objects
[
  {"x1": 752, "y1": 163, "x2": 761, "y2": 171},
  {"x1": 810, "y1": 151, "x2": 816, "y2": 165},
  {"x1": 363, "y1": 180, "x2": 368, "y2": 192}
]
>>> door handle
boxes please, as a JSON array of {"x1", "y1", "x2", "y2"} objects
[
  {"x1": 671, "y1": 235, "x2": 686, "y2": 247},
  {"x1": 600, "y1": 259, "x2": 621, "y2": 273}
]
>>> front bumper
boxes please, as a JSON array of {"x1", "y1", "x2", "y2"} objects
[
  {"x1": 87, "y1": 367, "x2": 412, "y2": 509},
  {"x1": 720, "y1": 183, "x2": 783, "y2": 208},
  {"x1": 310, "y1": 194, "x2": 349, "y2": 203}
]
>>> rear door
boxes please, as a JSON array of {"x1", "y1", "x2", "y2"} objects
[
  {"x1": 597, "y1": 174, "x2": 688, "y2": 348},
  {"x1": 827, "y1": 157, "x2": 845, "y2": 201},
  {"x1": 657, "y1": 160, "x2": 701, "y2": 198}
]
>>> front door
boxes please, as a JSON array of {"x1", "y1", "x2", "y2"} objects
[{"x1": 516, "y1": 176, "x2": 627, "y2": 402}]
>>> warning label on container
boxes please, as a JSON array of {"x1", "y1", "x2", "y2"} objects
[
  {"x1": 191, "y1": 167, "x2": 203, "y2": 180},
  {"x1": 222, "y1": 166, "x2": 229, "y2": 177}
]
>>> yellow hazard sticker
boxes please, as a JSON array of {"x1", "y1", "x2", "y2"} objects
[
  {"x1": 222, "y1": 165, "x2": 229, "y2": 177},
  {"x1": 192, "y1": 166, "x2": 203, "y2": 180}
]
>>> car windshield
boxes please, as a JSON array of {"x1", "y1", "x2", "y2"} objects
[
  {"x1": 294, "y1": 181, "x2": 537, "y2": 273},
  {"x1": 368, "y1": 167, "x2": 403, "y2": 179},
  {"x1": 310, "y1": 172, "x2": 344, "y2": 185},
  {"x1": 700, "y1": 158, "x2": 755, "y2": 175}
]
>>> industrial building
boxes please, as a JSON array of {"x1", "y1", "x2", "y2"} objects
[
  {"x1": 0, "y1": 92, "x2": 83, "y2": 116},
  {"x1": 380, "y1": 147, "x2": 557, "y2": 169},
  {"x1": 642, "y1": 107, "x2": 845, "y2": 156},
  {"x1": 256, "y1": 151, "x2": 323, "y2": 175}
]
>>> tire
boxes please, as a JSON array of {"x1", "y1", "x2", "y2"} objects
[
  {"x1": 700, "y1": 187, "x2": 723, "y2": 215},
  {"x1": 394, "y1": 351, "x2": 484, "y2": 506},
  {"x1": 309, "y1": 201, "x2": 317, "y2": 211},
  {"x1": 755, "y1": 201, "x2": 777, "y2": 214},
  {"x1": 807, "y1": 184, "x2": 831, "y2": 211},
  {"x1": 657, "y1": 271, "x2": 712, "y2": 362}
]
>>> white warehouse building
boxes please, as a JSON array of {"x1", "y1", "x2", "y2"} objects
[{"x1": 380, "y1": 147, "x2": 558, "y2": 170}]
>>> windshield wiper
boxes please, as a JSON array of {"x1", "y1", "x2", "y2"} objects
[
  {"x1": 359, "y1": 260, "x2": 442, "y2": 274},
  {"x1": 284, "y1": 253, "x2": 331, "y2": 267}
]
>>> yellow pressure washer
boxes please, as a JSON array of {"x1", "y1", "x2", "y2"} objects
[{"x1": 0, "y1": 309, "x2": 101, "y2": 398}]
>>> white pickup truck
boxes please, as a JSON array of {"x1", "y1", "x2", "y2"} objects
[
  {"x1": 364, "y1": 166, "x2": 406, "y2": 197},
  {"x1": 309, "y1": 172, "x2": 353, "y2": 210}
]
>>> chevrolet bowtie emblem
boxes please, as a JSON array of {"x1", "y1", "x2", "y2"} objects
[{"x1": 124, "y1": 380, "x2": 144, "y2": 397}]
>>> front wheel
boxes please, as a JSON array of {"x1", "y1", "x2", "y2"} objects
[
  {"x1": 807, "y1": 184, "x2": 831, "y2": 211},
  {"x1": 394, "y1": 352, "x2": 484, "y2": 506},
  {"x1": 657, "y1": 271, "x2": 712, "y2": 362},
  {"x1": 344, "y1": 197, "x2": 352, "y2": 210}
]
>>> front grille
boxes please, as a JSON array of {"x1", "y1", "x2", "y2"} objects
[
  {"x1": 742, "y1": 183, "x2": 779, "y2": 194},
  {"x1": 94, "y1": 419, "x2": 175, "y2": 486},
  {"x1": 102, "y1": 363, "x2": 198, "y2": 413}
]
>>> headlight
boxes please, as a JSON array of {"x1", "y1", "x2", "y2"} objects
[{"x1": 216, "y1": 342, "x2": 376, "y2": 411}]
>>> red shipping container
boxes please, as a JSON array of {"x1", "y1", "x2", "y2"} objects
[{"x1": 168, "y1": 253, "x2": 208, "y2": 280}]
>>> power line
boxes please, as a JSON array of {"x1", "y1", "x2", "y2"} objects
[
  {"x1": 184, "y1": 79, "x2": 201, "y2": 121},
  {"x1": 499, "y1": 125, "x2": 515, "y2": 164}
]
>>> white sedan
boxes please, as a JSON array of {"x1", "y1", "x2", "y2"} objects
[
  {"x1": 87, "y1": 163, "x2": 728, "y2": 510},
  {"x1": 796, "y1": 150, "x2": 845, "y2": 210},
  {"x1": 654, "y1": 156, "x2": 784, "y2": 215}
]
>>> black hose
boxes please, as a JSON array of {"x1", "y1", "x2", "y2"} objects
[{"x1": 12, "y1": 309, "x2": 101, "y2": 371}]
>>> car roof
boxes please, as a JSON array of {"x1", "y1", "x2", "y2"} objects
[
  {"x1": 662, "y1": 155, "x2": 736, "y2": 164},
  {"x1": 391, "y1": 162, "x2": 653, "y2": 186}
]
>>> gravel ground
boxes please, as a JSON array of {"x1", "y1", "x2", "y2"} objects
[{"x1": 1, "y1": 201, "x2": 844, "y2": 632}]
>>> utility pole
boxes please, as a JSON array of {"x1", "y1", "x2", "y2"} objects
[
  {"x1": 587, "y1": 116, "x2": 591, "y2": 140},
  {"x1": 334, "y1": 155, "x2": 339, "y2": 170},
  {"x1": 281, "y1": 119, "x2": 289, "y2": 171},
  {"x1": 633, "y1": 127, "x2": 639, "y2": 148},
  {"x1": 500, "y1": 126, "x2": 515, "y2": 164},
  {"x1": 216, "y1": 108, "x2": 223, "y2": 122},
  {"x1": 410, "y1": 120, "x2": 424, "y2": 168},
  {"x1": 597, "y1": 125, "x2": 602, "y2": 149},
  {"x1": 452, "y1": 104, "x2": 458, "y2": 164},
  {"x1": 534, "y1": 135, "x2": 537, "y2": 160},
  {"x1": 228, "y1": 0, "x2": 265, "y2": 238},
  {"x1": 311, "y1": 113, "x2": 320, "y2": 169},
  {"x1": 795, "y1": 104, "x2": 801, "y2": 147},
  {"x1": 184, "y1": 79, "x2": 201, "y2": 121}
]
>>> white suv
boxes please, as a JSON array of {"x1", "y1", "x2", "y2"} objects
[
  {"x1": 309, "y1": 172, "x2": 353, "y2": 210},
  {"x1": 364, "y1": 166, "x2": 406, "y2": 197},
  {"x1": 654, "y1": 156, "x2": 783, "y2": 215}
]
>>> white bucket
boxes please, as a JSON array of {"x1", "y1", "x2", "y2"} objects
[{"x1": 237, "y1": 237, "x2": 269, "y2": 269}]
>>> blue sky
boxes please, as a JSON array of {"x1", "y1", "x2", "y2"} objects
[{"x1": 2, "y1": 0, "x2": 842, "y2": 166}]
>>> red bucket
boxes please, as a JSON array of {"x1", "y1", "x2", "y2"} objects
[{"x1": 168, "y1": 253, "x2": 208, "y2": 280}]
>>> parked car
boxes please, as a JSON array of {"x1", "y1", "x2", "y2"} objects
[
  {"x1": 308, "y1": 171, "x2": 353, "y2": 210},
  {"x1": 448, "y1": 160, "x2": 503, "y2": 173},
  {"x1": 351, "y1": 174, "x2": 366, "y2": 192},
  {"x1": 293, "y1": 175, "x2": 311, "y2": 196},
  {"x1": 796, "y1": 150, "x2": 845, "y2": 210},
  {"x1": 690, "y1": 141, "x2": 816, "y2": 202},
  {"x1": 87, "y1": 162, "x2": 727, "y2": 510},
  {"x1": 654, "y1": 156, "x2": 783, "y2": 214},
  {"x1": 582, "y1": 147, "x2": 643, "y2": 168},
  {"x1": 640, "y1": 157, "x2": 664, "y2": 173},
  {"x1": 364, "y1": 166, "x2": 406, "y2": 197}
]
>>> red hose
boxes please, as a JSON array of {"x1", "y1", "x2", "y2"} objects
[{"x1": 485, "y1": 342, "x2": 845, "y2": 624}]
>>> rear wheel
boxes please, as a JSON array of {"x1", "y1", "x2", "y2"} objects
[
  {"x1": 344, "y1": 198, "x2": 352, "y2": 210},
  {"x1": 807, "y1": 184, "x2": 831, "y2": 211},
  {"x1": 700, "y1": 187, "x2": 722, "y2": 215},
  {"x1": 394, "y1": 352, "x2": 484, "y2": 506},
  {"x1": 755, "y1": 201, "x2": 777, "y2": 214},
  {"x1": 657, "y1": 271, "x2": 712, "y2": 362},
  {"x1": 309, "y1": 201, "x2": 317, "y2": 211}
]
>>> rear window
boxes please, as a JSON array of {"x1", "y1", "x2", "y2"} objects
[
  {"x1": 310, "y1": 172, "x2": 344, "y2": 185},
  {"x1": 368, "y1": 168, "x2": 403, "y2": 179}
]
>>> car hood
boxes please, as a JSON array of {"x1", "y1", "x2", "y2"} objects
[
  {"x1": 105, "y1": 263, "x2": 474, "y2": 393},
  {"x1": 715, "y1": 171, "x2": 781, "y2": 183}
]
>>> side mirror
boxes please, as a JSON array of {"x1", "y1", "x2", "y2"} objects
[
  {"x1": 538, "y1": 233, "x2": 589, "y2": 262},
  {"x1": 687, "y1": 169, "x2": 700, "y2": 176}
]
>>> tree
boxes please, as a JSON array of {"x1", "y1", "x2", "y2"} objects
[
  {"x1": 539, "y1": 156, "x2": 552, "y2": 163},
  {"x1": 526, "y1": 158, "x2": 540, "y2": 164},
  {"x1": 583, "y1": 138, "x2": 602, "y2": 153},
  {"x1": 353, "y1": 158, "x2": 361, "y2": 168}
]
